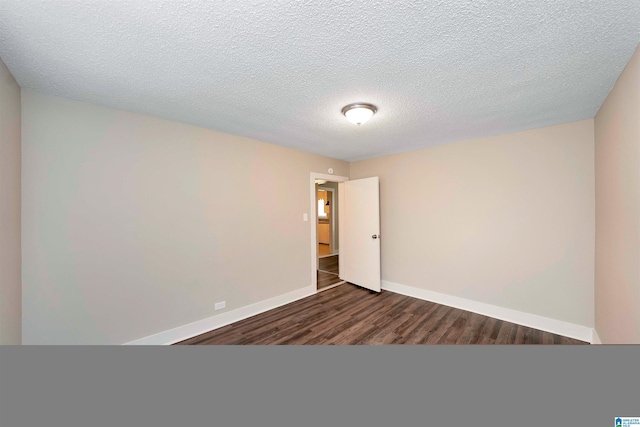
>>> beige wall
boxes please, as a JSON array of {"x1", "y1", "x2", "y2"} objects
[
  {"x1": 0, "y1": 57, "x2": 21, "y2": 345},
  {"x1": 594, "y1": 45, "x2": 640, "y2": 344},
  {"x1": 21, "y1": 90, "x2": 348, "y2": 344},
  {"x1": 351, "y1": 120, "x2": 595, "y2": 327}
]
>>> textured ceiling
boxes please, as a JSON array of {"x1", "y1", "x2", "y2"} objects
[{"x1": 0, "y1": 1, "x2": 638, "y2": 161}]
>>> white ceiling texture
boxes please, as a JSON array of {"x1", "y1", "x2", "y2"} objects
[{"x1": 0, "y1": 1, "x2": 638, "y2": 161}]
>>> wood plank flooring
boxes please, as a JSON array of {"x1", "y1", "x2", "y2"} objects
[
  {"x1": 317, "y1": 254, "x2": 340, "y2": 290},
  {"x1": 175, "y1": 284, "x2": 589, "y2": 345},
  {"x1": 318, "y1": 255, "x2": 338, "y2": 274},
  {"x1": 317, "y1": 270, "x2": 342, "y2": 289}
]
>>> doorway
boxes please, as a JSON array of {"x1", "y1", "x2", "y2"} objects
[
  {"x1": 310, "y1": 173, "x2": 381, "y2": 293},
  {"x1": 316, "y1": 181, "x2": 341, "y2": 290},
  {"x1": 317, "y1": 185, "x2": 336, "y2": 256},
  {"x1": 310, "y1": 172, "x2": 348, "y2": 292}
]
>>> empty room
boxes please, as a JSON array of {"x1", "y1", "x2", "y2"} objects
[{"x1": 1, "y1": 1, "x2": 639, "y2": 347}]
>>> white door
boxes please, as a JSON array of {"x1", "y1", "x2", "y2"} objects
[{"x1": 338, "y1": 177, "x2": 381, "y2": 292}]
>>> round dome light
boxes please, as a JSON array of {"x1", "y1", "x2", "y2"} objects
[{"x1": 341, "y1": 103, "x2": 377, "y2": 125}]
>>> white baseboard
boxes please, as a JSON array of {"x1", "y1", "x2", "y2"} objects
[
  {"x1": 125, "y1": 286, "x2": 316, "y2": 345},
  {"x1": 381, "y1": 280, "x2": 595, "y2": 343},
  {"x1": 125, "y1": 280, "x2": 597, "y2": 345}
]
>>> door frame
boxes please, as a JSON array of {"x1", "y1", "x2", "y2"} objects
[{"x1": 310, "y1": 172, "x2": 348, "y2": 293}]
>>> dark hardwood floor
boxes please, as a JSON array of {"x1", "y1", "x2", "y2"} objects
[
  {"x1": 318, "y1": 255, "x2": 338, "y2": 274},
  {"x1": 317, "y1": 254, "x2": 341, "y2": 290},
  {"x1": 175, "y1": 283, "x2": 589, "y2": 345},
  {"x1": 317, "y1": 270, "x2": 342, "y2": 289}
]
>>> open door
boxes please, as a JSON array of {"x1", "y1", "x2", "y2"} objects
[{"x1": 338, "y1": 177, "x2": 381, "y2": 292}]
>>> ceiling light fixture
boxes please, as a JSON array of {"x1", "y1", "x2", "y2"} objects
[{"x1": 341, "y1": 103, "x2": 377, "y2": 125}]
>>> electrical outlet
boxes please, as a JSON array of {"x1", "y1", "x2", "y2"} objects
[{"x1": 214, "y1": 301, "x2": 226, "y2": 311}]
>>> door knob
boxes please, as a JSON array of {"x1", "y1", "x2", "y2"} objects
[{"x1": 372, "y1": 234, "x2": 379, "y2": 239}]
